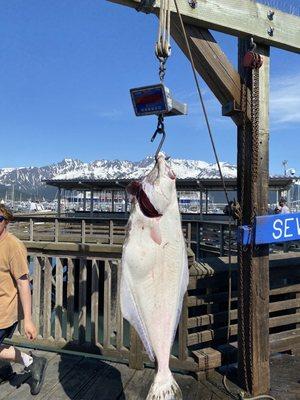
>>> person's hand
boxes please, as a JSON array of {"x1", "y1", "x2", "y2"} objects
[{"x1": 24, "y1": 319, "x2": 37, "y2": 340}]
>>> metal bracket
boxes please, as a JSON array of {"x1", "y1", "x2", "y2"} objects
[
  {"x1": 237, "y1": 225, "x2": 253, "y2": 246},
  {"x1": 222, "y1": 101, "x2": 241, "y2": 117},
  {"x1": 188, "y1": 0, "x2": 198, "y2": 9},
  {"x1": 136, "y1": 0, "x2": 155, "y2": 14}
]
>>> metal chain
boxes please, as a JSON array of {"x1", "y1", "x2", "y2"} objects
[
  {"x1": 158, "y1": 58, "x2": 167, "y2": 82},
  {"x1": 238, "y1": 75, "x2": 250, "y2": 393},
  {"x1": 248, "y1": 63, "x2": 260, "y2": 393},
  {"x1": 238, "y1": 46, "x2": 261, "y2": 395}
]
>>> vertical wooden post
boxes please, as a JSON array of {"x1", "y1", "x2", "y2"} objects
[
  {"x1": 200, "y1": 189, "x2": 203, "y2": 216},
  {"x1": 57, "y1": 187, "x2": 61, "y2": 217},
  {"x1": 29, "y1": 218, "x2": 34, "y2": 241},
  {"x1": 55, "y1": 218, "x2": 59, "y2": 243},
  {"x1": 83, "y1": 191, "x2": 87, "y2": 212},
  {"x1": 237, "y1": 39, "x2": 270, "y2": 396},
  {"x1": 124, "y1": 189, "x2": 128, "y2": 215},
  {"x1": 90, "y1": 188, "x2": 94, "y2": 215},
  {"x1": 112, "y1": 190, "x2": 115, "y2": 212},
  {"x1": 129, "y1": 327, "x2": 144, "y2": 370},
  {"x1": 66, "y1": 258, "x2": 75, "y2": 341},
  {"x1": 219, "y1": 224, "x2": 224, "y2": 256},
  {"x1": 109, "y1": 220, "x2": 114, "y2": 245},
  {"x1": 81, "y1": 220, "x2": 86, "y2": 244}
]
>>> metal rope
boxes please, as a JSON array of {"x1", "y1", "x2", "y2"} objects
[
  {"x1": 173, "y1": 0, "x2": 230, "y2": 206},
  {"x1": 156, "y1": 0, "x2": 171, "y2": 60}
]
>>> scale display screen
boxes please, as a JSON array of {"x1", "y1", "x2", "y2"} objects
[{"x1": 130, "y1": 84, "x2": 170, "y2": 116}]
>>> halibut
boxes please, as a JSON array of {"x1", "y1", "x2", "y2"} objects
[{"x1": 120, "y1": 153, "x2": 189, "y2": 400}]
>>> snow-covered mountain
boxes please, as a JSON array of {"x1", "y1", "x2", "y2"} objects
[{"x1": 0, "y1": 157, "x2": 237, "y2": 198}]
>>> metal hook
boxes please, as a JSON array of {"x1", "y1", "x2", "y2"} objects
[
  {"x1": 151, "y1": 115, "x2": 166, "y2": 159},
  {"x1": 249, "y1": 37, "x2": 256, "y2": 51}
]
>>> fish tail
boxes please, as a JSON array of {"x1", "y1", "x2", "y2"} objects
[{"x1": 146, "y1": 371, "x2": 182, "y2": 400}]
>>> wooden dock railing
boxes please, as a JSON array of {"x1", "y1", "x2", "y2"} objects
[
  {"x1": 10, "y1": 251, "x2": 197, "y2": 373},
  {"x1": 10, "y1": 215, "x2": 297, "y2": 259},
  {"x1": 5, "y1": 244, "x2": 300, "y2": 377},
  {"x1": 10, "y1": 215, "x2": 238, "y2": 259}
]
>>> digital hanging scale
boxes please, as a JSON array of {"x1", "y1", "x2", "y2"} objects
[{"x1": 130, "y1": 84, "x2": 188, "y2": 117}]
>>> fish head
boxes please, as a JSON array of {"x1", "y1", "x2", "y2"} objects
[{"x1": 142, "y1": 153, "x2": 176, "y2": 214}]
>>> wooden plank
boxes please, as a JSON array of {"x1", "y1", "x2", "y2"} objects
[
  {"x1": 188, "y1": 298, "x2": 300, "y2": 328},
  {"x1": 129, "y1": 327, "x2": 144, "y2": 370},
  {"x1": 188, "y1": 313, "x2": 300, "y2": 346},
  {"x1": 269, "y1": 314, "x2": 300, "y2": 329},
  {"x1": 25, "y1": 241, "x2": 123, "y2": 255},
  {"x1": 173, "y1": 374, "x2": 206, "y2": 400},
  {"x1": 116, "y1": 260, "x2": 124, "y2": 351},
  {"x1": 43, "y1": 257, "x2": 52, "y2": 339},
  {"x1": 81, "y1": 219, "x2": 86, "y2": 244},
  {"x1": 192, "y1": 347, "x2": 222, "y2": 370},
  {"x1": 122, "y1": 368, "x2": 154, "y2": 400},
  {"x1": 170, "y1": 21, "x2": 249, "y2": 125},
  {"x1": 32, "y1": 256, "x2": 41, "y2": 334},
  {"x1": 54, "y1": 219, "x2": 59, "y2": 243},
  {"x1": 103, "y1": 260, "x2": 112, "y2": 348},
  {"x1": 109, "y1": 220, "x2": 114, "y2": 244},
  {"x1": 91, "y1": 258, "x2": 99, "y2": 346},
  {"x1": 66, "y1": 258, "x2": 75, "y2": 341},
  {"x1": 54, "y1": 258, "x2": 64, "y2": 341},
  {"x1": 40, "y1": 357, "x2": 103, "y2": 400},
  {"x1": 75, "y1": 361, "x2": 136, "y2": 400},
  {"x1": 178, "y1": 293, "x2": 188, "y2": 361},
  {"x1": 270, "y1": 328, "x2": 300, "y2": 353},
  {"x1": 7, "y1": 352, "x2": 76, "y2": 400},
  {"x1": 78, "y1": 258, "x2": 87, "y2": 344},
  {"x1": 107, "y1": 0, "x2": 300, "y2": 53}
]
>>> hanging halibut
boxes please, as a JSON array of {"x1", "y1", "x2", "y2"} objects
[{"x1": 121, "y1": 153, "x2": 189, "y2": 400}]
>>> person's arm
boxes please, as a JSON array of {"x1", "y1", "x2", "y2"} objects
[{"x1": 17, "y1": 275, "x2": 37, "y2": 340}]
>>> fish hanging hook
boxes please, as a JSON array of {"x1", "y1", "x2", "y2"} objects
[{"x1": 151, "y1": 114, "x2": 166, "y2": 159}]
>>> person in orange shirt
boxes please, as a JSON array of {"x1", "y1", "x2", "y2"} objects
[{"x1": 0, "y1": 205, "x2": 47, "y2": 395}]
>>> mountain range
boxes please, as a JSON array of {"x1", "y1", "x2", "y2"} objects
[{"x1": 0, "y1": 157, "x2": 237, "y2": 199}]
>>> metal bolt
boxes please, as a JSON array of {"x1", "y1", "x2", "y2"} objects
[
  {"x1": 188, "y1": 0, "x2": 197, "y2": 9},
  {"x1": 267, "y1": 27, "x2": 274, "y2": 36},
  {"x1": 267, "y1": 10, "x2": 275, "y2": 20}
]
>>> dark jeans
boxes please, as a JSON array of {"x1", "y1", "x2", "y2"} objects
[{"x1": 0, "y1": 322, "x2": 17, "y2": 345}]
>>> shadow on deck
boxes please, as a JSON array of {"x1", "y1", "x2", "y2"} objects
[{"x1": 0, "y1": 348, "x2": 299, "y2": 399}]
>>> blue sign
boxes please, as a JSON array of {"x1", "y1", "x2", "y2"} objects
[{"x1": 239, "y1": 212, "x2": 300, "y2": 245}]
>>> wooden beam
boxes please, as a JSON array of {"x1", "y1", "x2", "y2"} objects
[
  {"x1": 237, "y1": 39, "x2": 270, "y2": 396},
  {"x1": 107, "y1": 0, "x2": 300, "y2": 54},
  {"x1": 170, "y1": 19, "x2": 250, "y2": 124}
]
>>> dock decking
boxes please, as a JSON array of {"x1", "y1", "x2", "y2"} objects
[{"x1": 0, "y1": 348, "x2": 299, "y2": 399}]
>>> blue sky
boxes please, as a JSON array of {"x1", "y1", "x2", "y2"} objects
[{"x1": 0, "y1": 0, "x2": 299, "y2": 174}]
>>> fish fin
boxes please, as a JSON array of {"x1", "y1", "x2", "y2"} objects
[
  {"x1": 150, "y1": 224, "x2": 162, "y2": 245},
  {"x1": 171, "y1": 248, "x2": 189, "y2": 345},
  {"x1": 146, "y1": 371, "x2": 182, "y2": 400},
  {"x1": 120, "y1": 274, "x2": 155, "y2": 362}
]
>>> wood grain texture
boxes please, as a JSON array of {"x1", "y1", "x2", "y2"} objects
[{"x1": 107, "y1": 0, "x2": 300, "y2": 53}]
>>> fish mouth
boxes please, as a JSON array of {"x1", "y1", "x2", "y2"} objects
[{"x1": 151, "y1": 153, "x2": 176, "y2": 182}]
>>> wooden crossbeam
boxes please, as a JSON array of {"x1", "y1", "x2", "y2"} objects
[
  {"x1": 170, "y1": 18, "x2": 251, "y2": 124},
  {"x1": 107, "y1": 0, "x2": 300, "y2": 54}
]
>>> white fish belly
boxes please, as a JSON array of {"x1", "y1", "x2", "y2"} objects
[{"x1": 121, "y1": 212, "x2": 188, "y2": 361}]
